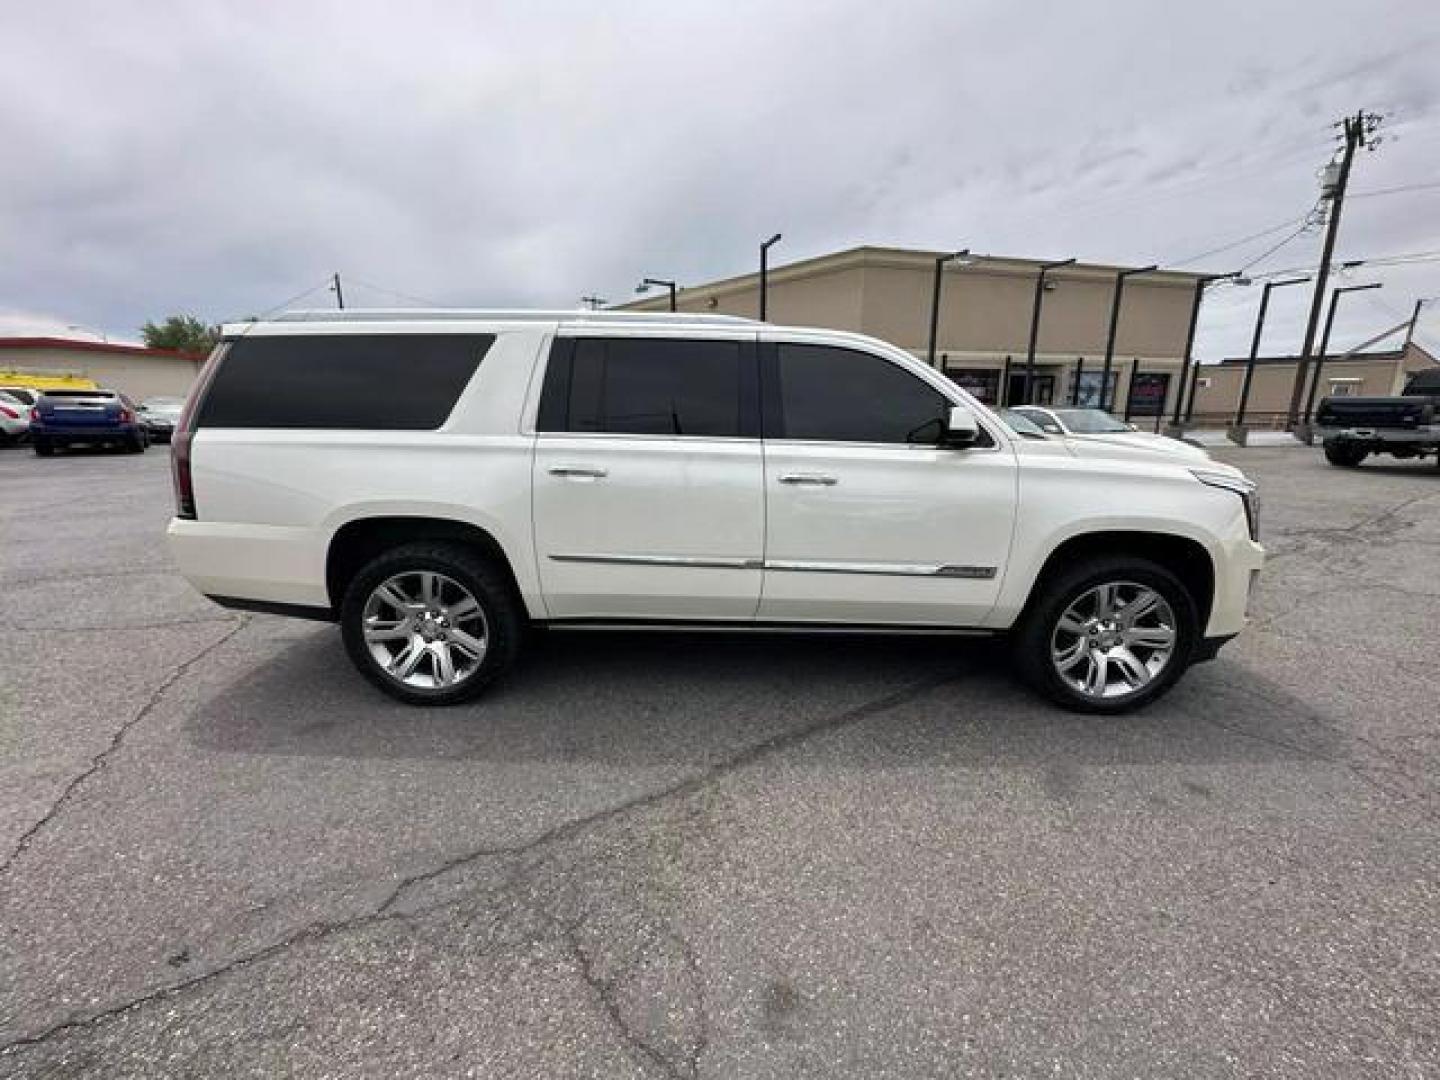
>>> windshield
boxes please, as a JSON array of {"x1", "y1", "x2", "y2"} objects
[
  {"x1": 1052, "y1": 408, "x2": 1131, "y2": 434},
  {"x1": 999, "y1": 409, "x2": 1049, "y2": 437}
]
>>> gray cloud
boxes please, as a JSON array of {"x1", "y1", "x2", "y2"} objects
[{"x1": 2, "y1": 0, "x2": 1438, "y2": 359}]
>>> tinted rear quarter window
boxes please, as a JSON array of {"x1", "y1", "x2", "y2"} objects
[{"x1": 197, "y1": 334, "x2": 491, "y2": 429}]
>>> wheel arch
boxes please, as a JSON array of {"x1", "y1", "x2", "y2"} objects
[
  {"x1": 1017, "y1": 529, "x2": 1216, "y2": 631},
  {"x1": 326, "y1": 515, "x2": 536, "y2": 618}
]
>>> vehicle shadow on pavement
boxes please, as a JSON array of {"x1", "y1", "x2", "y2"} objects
[
  {"x1": 184, "y1": 624, "x2": 1338, "y2": 770},
  {"x1": 1342, "y1": 462, "x2": 1440, "y2": 478}
]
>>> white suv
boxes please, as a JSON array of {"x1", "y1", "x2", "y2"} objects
[{"x1": 167, "y1": 311, "x2": 1263, "y2": 713}]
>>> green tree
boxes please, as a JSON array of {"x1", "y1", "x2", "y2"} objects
[{"x1": 140, "y1": 315, "x2": 220, "y2": 353}]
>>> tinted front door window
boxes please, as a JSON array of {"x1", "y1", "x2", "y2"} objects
[{"x1": 775, "y1": 344, "x2": 953, "y2": 444}]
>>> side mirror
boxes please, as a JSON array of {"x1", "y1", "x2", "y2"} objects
[{"x1": 942, "y1": 405, "x2": 980, "y2": 447}]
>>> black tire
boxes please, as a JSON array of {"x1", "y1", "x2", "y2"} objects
[
  {"x1": 340, "y1": 541, "x2": 523, "y2": 705},
  {"x1": 1010, "y1": 555, "x2": 1201, "y2": 714},
  {"x1": 1323, "y1": 439, "x2": 1367, "y2": 467},
  {"x1": 34, "y1": 439, "x2": 54, "y2": 457}
]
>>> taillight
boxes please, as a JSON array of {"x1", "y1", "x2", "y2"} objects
[
  {"x1": 173, "y1": 343, "x2": 226, "y2": 520},
  {"x1": 30, "y1": 407, "x2": 40, "y2": 423},
  {"x1": 119, "y1": 407, "x2": 134, "y2": 423}
]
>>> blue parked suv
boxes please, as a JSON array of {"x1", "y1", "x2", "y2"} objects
[{"x1": 32, "y1": 389, "x2": 149, "y2": 455}]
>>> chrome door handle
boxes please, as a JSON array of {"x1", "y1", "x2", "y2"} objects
[
  {"x1": 548, "y1": 464, "x2": 608, "y2": 478},
  {"x1": 778, "y1": 473, "x2": 837, "y2": 486}
]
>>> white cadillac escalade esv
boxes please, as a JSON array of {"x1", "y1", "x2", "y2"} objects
[{"x1": 167, "y1": 310, "x2": 1263, "y2": 713}]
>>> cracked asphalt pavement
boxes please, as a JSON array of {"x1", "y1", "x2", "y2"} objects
[{"x1": 1, "y1": 444, "x2": 1437, "y2": 1078}]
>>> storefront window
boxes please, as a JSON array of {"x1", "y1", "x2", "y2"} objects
[
  {"x1": 946, "y1": 368, "x2": 1000, "y2": 404},
  {"x1": 1071, "y1": 370, "x2": 1117, "y2": 409}
]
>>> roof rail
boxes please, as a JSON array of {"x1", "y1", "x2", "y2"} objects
[{"x1": 267, "y1": 308, "x2": 759, "y2": 326}]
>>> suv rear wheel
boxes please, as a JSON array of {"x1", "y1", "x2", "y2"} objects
[
  {"x1": 1011, "y1": 555, "x2": 1199, "y2": 714},
  {"x1": 340, "y1": 542, "x2": 522, "y2": 705}
]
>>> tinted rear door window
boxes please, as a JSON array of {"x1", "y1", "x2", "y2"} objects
[
  {"x1": 538, "y1": 337, "x2": 751, "y2": 437},
  {"x1": 197, "y1": 334, "x2": 491, "y2": 429},
  {"x1": 773, "y1": 344, "x2": 956, "y2": 444}
]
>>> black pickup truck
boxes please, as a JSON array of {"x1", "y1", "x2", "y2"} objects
[{"x1": 1315, "y1": 367, "x2": 1440, "y2": 468}]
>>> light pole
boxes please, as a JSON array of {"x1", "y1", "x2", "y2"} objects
[
  {"x1": 926, "y1": 249, "x2": 971, "y2": 368},
  {"x1": 1173, "y1": 271, "x2": 1243, "y2": 432},
  {"x1": 759, "y1": 234, "x2": 782, "y2": 321},
  {"x1": 1022, "y1": 258, "x2": 1075, "y2": 404},
  {"x1": 636, "y1": 277, "x2": 678, "y2": 312},
  {"x1": 1233, "y1": 276, "x2": 1308, "y2": 431},
  {"x1": 1301, "y1": 281, "x2": 1382, "y2": 424},
  {"x1": 1100, "y1": 265, "x2": 1155, "y2": 412}
]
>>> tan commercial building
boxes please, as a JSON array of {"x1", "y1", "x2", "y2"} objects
[
  {"x1": 622, "y1": 246, "x2": 1209, "y2": 421},
  {"x1": 1189, "y1": 341, "x2": 1438, "y2": 427},
  {"x1": 0, "y1": 337, "x2": 206, "y2": 399}
]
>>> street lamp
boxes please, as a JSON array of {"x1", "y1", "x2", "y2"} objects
[
  {"x1": 926, "y1": 249, "x2": 972, "y2": 368},
  {"x1": 1021, "y1": 258, "x2": 1075, "y2": 404},
  {"x1": 1099, "y1": 265, "x2": 1156, "y2": 411},
  {"x1": 1301, "y1": 281, "x2": 1383, "y2": 424},
  {"x1": 1233, "y1": 276, "x2": 1309, "y2": 428},
  {"x1": 1174, "y1": 271, "x2": 1244, "y2": 428},
  {"x1": 759, "y1": 234, "x2": 782, "y2": 321},
  {"x1": 636, "y1": 277, "x2": 678, "y2": 312}
]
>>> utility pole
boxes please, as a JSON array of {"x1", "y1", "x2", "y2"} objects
[
  {"x1": 1286, "y1": 109, "x2": 1382, "y2": 430},
  {"x1": 1022, "y1": 258, "x2": 1074, "y2": 405},
  {"x1": 331, "y1": 272, "x2": 345, "y2": 310},
  {"x1": 759, "y1": 233, "x2": 782, "y2": 321},
  {"x1": 926, "y1": 248, "x2": 971, "y2": 368},
  {"x1": 1101, "y1": 265, "x2": 1155, "y2": 412}
]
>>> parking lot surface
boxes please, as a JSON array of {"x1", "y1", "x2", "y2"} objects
[{"x1": 1, "y1": 444, "x2": 1437, "y2": 1078}]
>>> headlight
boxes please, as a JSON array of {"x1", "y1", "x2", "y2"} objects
[{"x1": 1191, "y1": 469, "x2": 1259, "y2": 541}]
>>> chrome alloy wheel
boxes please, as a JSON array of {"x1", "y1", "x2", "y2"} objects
[
  {"x1": 361, "y1": 571, "x2": 489, "y2": 690},
  {"x1": 1050, "y1": 581, "x2": 1177, "y2": 700}
]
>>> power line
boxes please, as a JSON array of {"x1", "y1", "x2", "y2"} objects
[
  {"x1": 1167, "y1": 215, "x2": 1308, "y2": 268},
  {"x1": 255, "y1": 278, "x2": 335, "y2": 320},
  {"x1": 1349, "y1": 179, "x2": 1440, "y2": 199},
  {"x1": 342, "y1": 275, "x2": 447, "y2": 308},
  {"x1": 1237, "y1": 217, "x2": 1318, "y2": 273}
]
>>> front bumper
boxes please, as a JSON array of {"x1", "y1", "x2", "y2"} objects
[{"x1": 1206, "y1": 537, "x2": 1265, "y2": 640}]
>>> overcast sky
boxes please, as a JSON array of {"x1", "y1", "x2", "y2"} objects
[{"x1": 3, "y1": 0, "x2": 1438, "y2": 361}]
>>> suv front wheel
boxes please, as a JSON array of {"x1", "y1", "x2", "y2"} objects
[
  {"x1": 1011, "y1": 556, "x2": 1199, "y2": 714},
  {"x1": 340, "y1": 542, "x2": 522, "y2": 705}
]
